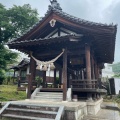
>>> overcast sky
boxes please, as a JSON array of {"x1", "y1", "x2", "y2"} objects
[{"x1": 0, "y1": 0, "x2": 120, "y2": 63}]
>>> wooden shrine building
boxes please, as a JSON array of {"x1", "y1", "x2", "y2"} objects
[{"x1": 7, "y1": 0, "x2": 117, "y2": 101}]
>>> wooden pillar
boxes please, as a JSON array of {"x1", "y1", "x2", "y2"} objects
[
  {"x1": 97, "y1": 66, "x2": 100, "y2": 78},
  {"x1": 27, "y1": 56, "x2": 36, "y2": 98},
  {"x1": 30, "y1": 57, "x2": 36, "y2": 81},
  {"x1": 59, "y1": 70, "x2": 62, "y2": 85},
  {"x1": 91, "y1": 56, "x2": 95, "y2": 79},
  {"x1": 27, "y1": 73, "x2": 31, "y2": 98},
  {"x1": 17, "y1": 75, "x2": 20, "y2": 87},
  {"x1": 17, "y1": 69, "x2": 21, "y2": 87},
  {"x1": 85, "y1": 43, "x2": 91, "y2": 80},
  {"x1": 13, "y1": 70, "x2": 16, "y2": 83},
  {"x1": 67, "y1": 73, "x2": 70, "y2": 88},
  {"x1": 85, "y1": 43, "x2": 93, "y2": 101},
  {"x1": 62, "y1": 48, "x2": 67, "y2": 101},
  {"x1": 43, "y1": 71, "x2": 46, "y2": 87},
  {"x1": 82, "y1": 69, "x2": 84, "y2": 80},
  {"x1": 95, "y1": 62, "x2": 98, "y2": 79},
  {"x1": 13, "y1": 70, "x2": 15, "y2": 77},
  {"x1": 54, "y1": 69, "x2": 56, "y2": 88}
]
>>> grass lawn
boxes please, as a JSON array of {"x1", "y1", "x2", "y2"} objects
[{"x1": 0, "y1": 85, "x2": 26, "y2": 102}]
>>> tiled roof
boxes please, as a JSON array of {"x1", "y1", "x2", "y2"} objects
[
  {"x1": 10, "y1": 58, "x2": 30, "y2": 69},
  {"x1": 8, "y1": 0, "x2": 117, "y2": 43},
  {"x1": 7, "y1": 34, "x2": 81, "y2": 45}
]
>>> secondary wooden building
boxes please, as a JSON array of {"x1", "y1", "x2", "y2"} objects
[{"x1": 7, "y1": 0, "x2": 117, "y2": 101}]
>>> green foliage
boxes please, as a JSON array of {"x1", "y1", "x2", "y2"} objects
[
  {"x1": 0, "y1": 3, "x2": 39, "y2": 42},
  {"x1": 113, "y1": 74, "x2": 120, "y2": 78},
  {"x1": 35, "y1": 76, "x2": 43, "y2": 87},
  {"x1": 0, "y1": 69, "x2": 6, "y2": 84},
  {"x1": 0, "y1": 3, "x2": 39, "y2": 84},
  {"x1": 7, "y1": 4, "x2": 39, "y2": 38},
  {"x1": 104, "y1": 95, "x2": 120, "y2": 107},
  {"x1": 112, "y1": 62, "x2": 120, "y2": 74},
  {"x1": 0, "y1": 85, "x2": 26, "y2": 102},
  {"x1": 56, "y1": 77, "x2": 59, "y2": 84},
  {"x1": 2, "y1": 76, "x2": 17, "y2": 85},
  {"x1": 0, "y1": 45, "x2": 18, "y2": 84}
]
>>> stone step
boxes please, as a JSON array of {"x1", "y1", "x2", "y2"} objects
[
  {"x1": 101, "y1": 104, "x2": 119, "y2": 111},
  {"x1": 6, "y1": 108, "x2": 57, "y2": 114},
  {"x1": 2, "y1": 114, "x2": 54, "y2": 120},
  {"x1": 33, "y1": 97, "x2": 62, "y2": 101},
  {"x1": 38, "y1": 92, "x2": 63, "y2": 95},
  {"x1": 36, "y1": 93, "x2": 63, "y2": 97},
  {"x1": 1, "y1": 102, "x2": 64, "y2": 120},
  {"x1": 34, "y1": 92, "x2": 63, "y2": 101},
  {"x1": 35, "y1": 95, "x2": 62, "y2": 99},
  {"x1": 37, "y1": 92, "x2": 63, "y2": 94},
  {"x1": 82, "y1": 116, "x2": 101, "y2": 120},
  {"x1": 5, "y1": 108, "x2": 56, "y2": 119},
  {"x1": 9, "y1": 103, "x2": 59, "y2": 111},
  {"x1": 82, "y1": 115, "x2": 110, "y2": 120}
]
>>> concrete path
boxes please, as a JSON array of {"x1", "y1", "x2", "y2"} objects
[
  {"x1": 97, "y1": 109, "x2": 120, "y2": 120},
  {"x1": 83, "y1": 102, "x2": 120, "y2": 120},
  {"x1": 83, "y1": 109, "x2": 120, "y2": 120}
]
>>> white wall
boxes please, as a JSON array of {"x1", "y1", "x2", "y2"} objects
[
  {"x1": 102, "y1": 64, "x2": 114, "y2": 78},
  {"x1": 114, "y1": 78, "x2": 120, "y2": 94},
  {"x1": 46, "y1": 70, "x2": 59, "y2": 77}
]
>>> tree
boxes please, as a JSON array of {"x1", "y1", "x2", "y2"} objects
[
  {"x1": 7, "y1": 4, "x2": 39, "y2": 39},
  {"x1": 0, "y1": 4, "x2": 39, "y2": 84}
]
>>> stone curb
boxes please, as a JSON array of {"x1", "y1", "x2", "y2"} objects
[{"x1": 101, "y1": 104, "x2": 120, "y2": 111}]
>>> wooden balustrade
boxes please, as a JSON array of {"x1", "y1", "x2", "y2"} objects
[{"x1": 70, "y1": 79, "x2": 100, "y2": 89}]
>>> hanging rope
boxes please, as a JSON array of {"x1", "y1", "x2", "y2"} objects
[
  {"x1": 31, "y1": 49, "x2": 64, "y2": 71},
  {"x1": 31, "y1": 49, "x2": 64, "y2": 65}
]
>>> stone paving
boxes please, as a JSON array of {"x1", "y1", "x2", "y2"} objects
[
  {"x1": 83, "y1": 102, "x2": 120, "y2": 120},
  {"x1": 1, "y1": 101, "x2": 120, "y2": 120},
  {"x1": 96, "y1": 109, "x2": 120, "y2": 120}
]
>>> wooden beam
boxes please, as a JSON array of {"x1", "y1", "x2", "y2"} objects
[
  {"x1": 35, "y1": 50, "x2": 85, "y2": 58},
  {"x1": 53, "y1": 14, "x2": 113, "y2": 33},
  {"x1": 62, "y1": 48, "x2": 67, "y2": 101}
]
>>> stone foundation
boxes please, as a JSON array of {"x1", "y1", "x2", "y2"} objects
[
  {"x1": 64, "y1": 98, "x2": 103, "y2": 120},
  {"x1": 1, "y1": 98, "x2": 103, "y2": 120},
  {"x1": 87, "y1": 98, "x2": 103, "y2": 115},
  {"x1": 64, "y1": 103, "x2": 87, "y2": 120}
]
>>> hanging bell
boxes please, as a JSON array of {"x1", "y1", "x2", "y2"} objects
[
  {"x1": 42, "y1": 64, "x2": 47, "y2": 71},
  {"x1": 50, "y1": 63, "x2": 55, "y2": 70}
]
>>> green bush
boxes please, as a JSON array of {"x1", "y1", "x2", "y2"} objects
[
  {"x1": 2, "y1": 76, "x2": 17, "y2": 85},
  {"x1": 113, "y1": 74, "x2": 120, "y2": 78},
  {"x1": 35, "y1": 76, "x2": 43, "y2": 87},
  {"x1": 0, "y1": 69, "x2": 6, "y2": 85}
]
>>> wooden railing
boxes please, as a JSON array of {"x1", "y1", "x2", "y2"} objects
[{"x1": 70, "y1": 79, "x2": 102, "y2": 89}]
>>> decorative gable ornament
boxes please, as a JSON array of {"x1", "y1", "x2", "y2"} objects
[
  {"x1": 49, "y1": 19, "x2": 56, "y2": 27},
  {"x1": 49, "y1": 0, "x2": 62, "y2": 10}
]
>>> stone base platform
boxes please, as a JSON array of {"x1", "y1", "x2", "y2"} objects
[{"x1": 8, "y1": 98, "x2": 102, "y2": 120}]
